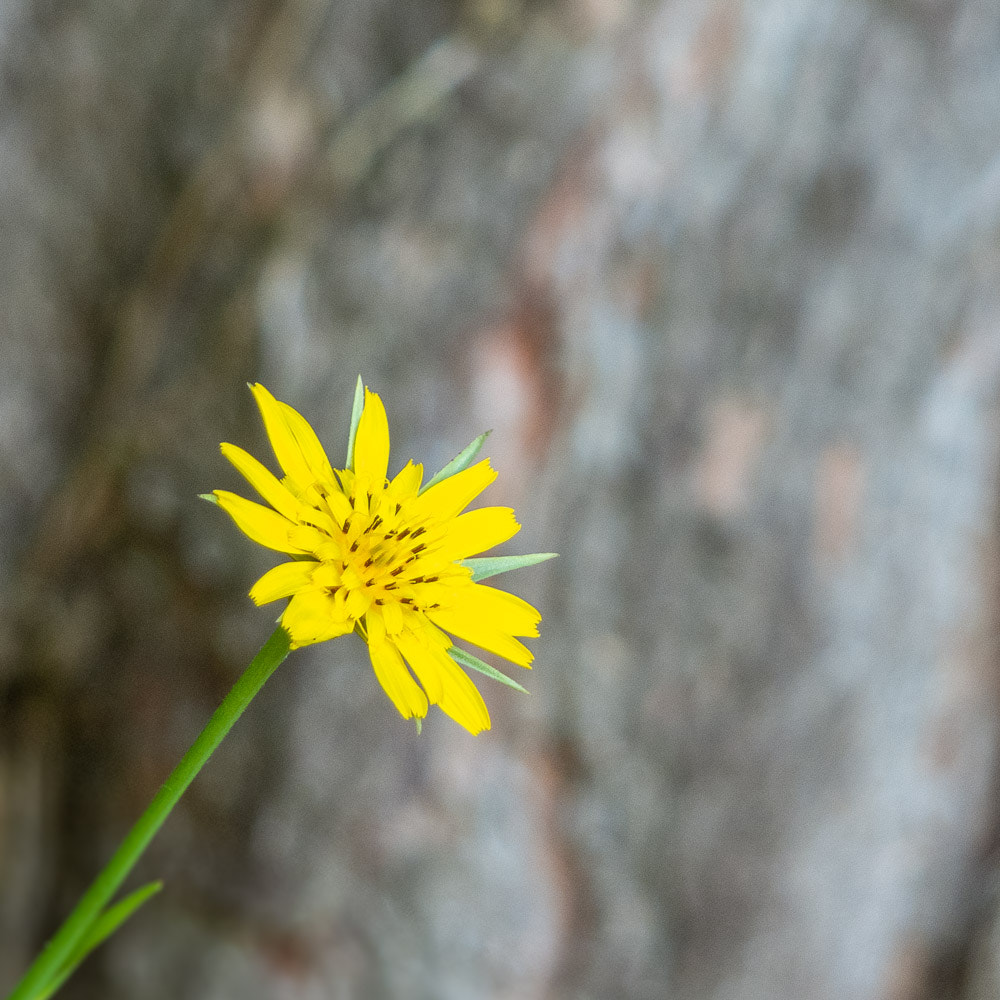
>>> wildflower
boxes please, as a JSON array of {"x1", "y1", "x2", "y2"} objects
[{"x1": 209, "y1": 381, "x2": 550, "y2": 734}]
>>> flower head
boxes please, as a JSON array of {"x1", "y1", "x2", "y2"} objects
[{"x1": 209, "y1": 381, "x2": 549, "y2": 734}]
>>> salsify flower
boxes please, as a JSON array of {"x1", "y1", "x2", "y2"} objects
[
  {"x1": 6, "y1": 380, "x2": 554, "y2": 1000},
  {"x1": 208, "y1": 380, "x2": 553, "y2": 734}
]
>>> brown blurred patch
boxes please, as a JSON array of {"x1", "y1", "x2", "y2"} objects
[
  {"x1": 884, "y1": 938, "x2": 934, "y2": 1000},
  {"x1": 468, "y1": 289, "x2": 562, "y2": 500},
  {"x1": 670, "y1": 0, "x2": 743, "y2": 101},
  {"x1": 694, "y1": 398, "x2": 769, "y2": 518},
  {"x1": 520, "y1": 133, "x2": 597, "y2": 287},
  {"x1": 813, "y1": 442, "x2": 865, "y2": 565}
]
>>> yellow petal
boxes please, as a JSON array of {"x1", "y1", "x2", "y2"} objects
[
  {"x1": 354, "y1": 388, "x2": 390, "y2": 484},
  {"x1": 249, "y1": 560, "x2": 318, "y2": 605},
  {"x1": 450, "y1": 583, "x2": 541, "y2": 636},
  {"x1": 395, "y1": 630, "x2": 490, "y2": 734},
  {"x1": 220, "y1": 443, "x2": 303, "y2": 521},
  {"x1": 434, "y1": 653, "x2": 491, "y2": 735},
  {"x1": 386, "y1": 460, "x2": 423, "y2": 502},
  {"x1": 282, "y1": 588, "x2": 352, "y2": 647},
  {"x1": 437, "y1": 507, "x2": 520, "y2": 560},
  {"x1": 295, "y1": 505, "x2": 339, "y2": 535},
  {"x1": 277, "y1": 399, "x2": 335, "y2": 484},
  {"x1": 250, "y1": 383, "x2": 313, "y2": 491},
  {"x1": 314, "y1": 483, "x2": 353, "y2": 526},
  {"x1": 337, "y1": 468, "x2": 356, "y2": 497},
  {"x1": 345, "y1": 588, "x2": 372, "y2": 619},
  {"x1": 368, "y1": 636, "x2": 428, "y2": 720},
  {"x1": 381, "y1": 601, "x2": 404, "y2": 636},
  {"x1": 393, "y1": 629, "x2": 444, "y2": 702},
  {"x1": 214, "y1": 491, "x2": 304, "y2": 553},
  {"x1": 311, "y1": 562, "x2": 342, "y2": 588},
  {"x1": 288, "y1": 524, "x2": 337, "y2": 556},
  {"x1": 427, "y1": 604, "x2": 534, "y2": 668},
  {"x1": 367, "y1": 607, "x2": 387, "y2": 643},
  {"x1": 409, "y1": 460, "x2": 496, "y2": 521}
]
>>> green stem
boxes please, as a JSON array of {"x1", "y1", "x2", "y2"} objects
[{"x1": 5, "y1": 626, "x2": 292, "y2": 1000}]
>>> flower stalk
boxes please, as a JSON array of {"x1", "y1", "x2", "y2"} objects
[{"x1": 4, "y1": 626, "x2": 291, "y2": 1000}]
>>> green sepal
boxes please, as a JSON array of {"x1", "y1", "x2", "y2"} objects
[
  {"x1": 346, "y1": 375, "x2": 365, "y2": 471},
  {"x1": 414, "y1": 717, "x2": 423, "y2": 735},
  {"x1": 447, "y1": 646, "x2": 529, "y2": 694},
  {"x1": 420, "y1": 431, "x2": 491, "y2": 495},
  {"x1": 461, "y1": 552, "x2": 558, "y2": 583},
  {"x1": 34, "y1": 882, "x2": 163, "y2": 1000},
  {"x1": 197, "y1": 492, "x2": 219, "y2": 505}
]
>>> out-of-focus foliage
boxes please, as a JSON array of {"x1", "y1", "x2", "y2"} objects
[{"x1": 4, "y1": 1, "x2": 1000, "y2": 998}]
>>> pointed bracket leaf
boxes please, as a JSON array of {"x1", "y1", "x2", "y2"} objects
[
  {"x1": 448, "y1": 646, "x2": 529, "y2": 694},
  {"x1": 420, "y1": 431, "x2": 490, "y2": 495},
  {"x1": 346, "y1": 375, "x2": 365, "y2": 471},
  {"x1": 34, "y1": 882, "x2": 163, "y2": 1000},
  {"x1": 461, "y1": 552, "x2": 558, "y2": 583}
]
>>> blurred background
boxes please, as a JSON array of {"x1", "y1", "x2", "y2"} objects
[{"x1": 3, "y1": 0, "x2": 1000, "y2": 997}]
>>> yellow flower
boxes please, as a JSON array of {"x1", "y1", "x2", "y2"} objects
[{"x1": 210, "y1": 381, "x2": 546, "y2": 734}]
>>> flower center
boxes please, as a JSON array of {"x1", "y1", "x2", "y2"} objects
[{"x1": 308, "y1": 473, "x2": 459, "y2": 627}]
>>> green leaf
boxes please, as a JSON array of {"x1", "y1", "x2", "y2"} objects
[
  {"x1": 346, "y1": 375, "x2": 365, "y2": 471},
  {"x1": 35, "y1": 882, "x2": 163, "y2": 1000},
  {"x1": 447, "y1": 646, "x2": 529, "y2": 694},
  {"x1": 461, "y1": 552, "x2": 558, "y2": 583},
  {"x1": 197, "y1": 492, "x2": 219, "y2": 505},
  {"x1": 420, "y1": 432, "x2": 490, "y2": 495}
]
